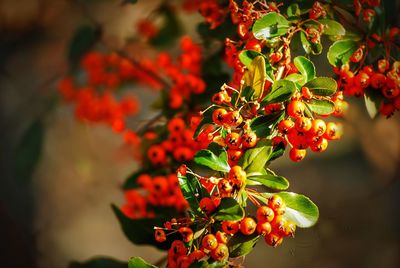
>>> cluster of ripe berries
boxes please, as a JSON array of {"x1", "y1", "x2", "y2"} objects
[
  {"x1": 121, "y1": 173, "x2": 188, "y2": 219},
  {"x1": 354, "y1": 0, "x2": 382, "y2": 23},
  {"x1": 275, "y1": 91, "x2": 344, "y2": 162},
  {"x1": 154, "y1": 195, "x2": 294, "y2": 267},
  {"x1": 147, "y1": 117, "x2": 211, "y2": 166}
]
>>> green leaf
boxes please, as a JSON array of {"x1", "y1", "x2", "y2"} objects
[
  {"x1": 128, "y1": 257, "x2": 156, "y2": 268},
  {"x1": 261, "y1": 79, "x2": 297, "y2": 104},
  {"x1": 306, "y1": 99, "x2": 335, "y2": 115},
  {"x1": 253, "y1": 12, "x2": 290, "y2": 39},
  {"x1": 239, "y1": 51, "x2": 273, "y2": 82},
  {"x1": 178, "y1": 173, "x2": 206, "y2": 217},
  {"x1": 304, "y1": 77, "x2": 337, "y2": 96},
  {"x1": 69, "y1": 257, "x2": 127, "y2": 268},
  {"x1": 243, "y1": 56, "x2": 267, "y2": 99},
  {"x1": 287, "y1": 3, "x2": 301, "y2": 18},
  {"x1": 247, "y1": 174, "x2": 289, "y2": 190},
  {"x1": 194, "y1": 150, "x2": 230, "y2": 172},
  {"x1": 190, "y1": 260, "x2": 228, "y2": 268},
  {"x1": 239, "y1": 140, "x2": 273, "y2": 174},
  {"x1": 240, "y1": 86, "x2": 255, "y2": 101},
  {"x1": 214, "y1": 198, "x2": 244, "y2": 221},
  {"x1": 249, "y1": 112, "x2": 285, "y2": 138},
  {"x1": 68, "y1": 25, "x2": 100, "y2": 66},
  {"x1": 255, "y1": 192, "x2": 319, "y2": 228},
  {"x1": 194, "y1": 106, "x2": 216, "y2": 138},
  {"x1": 14, "y1": 120, "x2": 44, "y2": 182},
  {"x1": 318, "y1": 19, "x2": 345, "y2": 36},
  {"x1": 228, "y1": 233, "x2": 260, "y2": 257},
  {"x1": 300, "y1": 32, "x2": 322, "y2": 55},
  {"x1": 286, "y1": 73, "x2": 304, "y2": 84},
  {"x1": 293, "y1": 56, "x2": 316, "y2": 85},
  {"x1": 364, "y1": 87, "x2": 383, "y2": 119},
  {"x1": 327, "y1": 39, "x2": 358, "y2": 67},
  {"x1": 69, "y1": 258, "x2": 126, "y2": 268},
  {"x1": 112, "y1": 205, "x2": 179, "y2": 250}
]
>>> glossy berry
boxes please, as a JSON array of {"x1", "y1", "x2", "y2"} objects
[
  {"x1": 202, "y1": 234, "x2": 218, "y2": 250},
  {"x1": 189, "y1": 250, "x2": 206, "y2": 263},
  {"x1": 240, "y1": 217, "x2": 257, "y2": 235},
  {"x1": 215, "y1": 231, "x2": 228, "y2": 244},
  {"x1": 257, "y1": 221, "x2": 272, "y2": 236},
  {"x1": 222, "y1": 220, "x2": 239, "y2": 235},
  {"x1": 155, "y1": 229, "x2": 166, "y2": 242},
  {"x1": 211, "y1": 243, "x2": 229, "y2": 261},
  {"x1": 295, "y1": 116, "x2": 312, "y2": 132},
  {"x1": 199, "y1": 197, "x2": 217, "y2": 214},
  {"x1": 212, "y1": 108, "x2": 228, "y2": 125},
  {"x1": 308, "y1": 119, "x2": 326, "y2": 137},
  {"x1": 310, "y1": 137, "x2": 328, "y2": 152},
  {"x1": 242, "y1": 131, "x2": 257, "y2": 148},
  {"x1": 228, "y1": 165, "x2": 247, "y2": 185},
  {"x1": 278, "y1": 119, "x2": 294, "y2": 134},
  {"x1": 225, "y1": 132, "x2": 242, "y2": 149},
  {"x1": 289, "y1": 148, "x2": 306, "y2": 162},
  {"x1": 225, "y1": 110, "x2": 243, "y2": 127},
  {"x1": 264, "y1": 232, "x2": 283, "y2": 247},
  {"x1": 287, "y1": 100, "x2": 305, "y2": 118},
  {"x1": 179, "y1": 227, "x2": 193, "y2": 243},
  {"x1": 256, "y1": 206, "x2": 275, "y2": 222}
]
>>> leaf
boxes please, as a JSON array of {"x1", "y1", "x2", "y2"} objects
[
  {"x1": 243, "y1": 56, "x2": 267, "y2": 99},
  {"x1": 128, "y1": 257, "x2": 156, "y2": 268},
  {"x1": 255, "y1": 192, "x2": 319, "y2": 228},
  {"x1": 194, "y1": 106, "x2": 216, "y2": 138},
  {"x1": 269, "y1": 141, "x2": 286, "y2": 162},
  {"x1": 261, "y1": 79, "x2": 297, "y2": 105},
  {"x1": 304, "y1": 77, "x2": 337, "y2": 96},
  {"x1": 112, "y1": 205, "x2": 179, "y2": 250},
  {"x1": 286, "y1": 73, "x2": 304, "y2": 84},
  {"x1": 318, "y1": 19, "x2": 345, "y2": 36},
  {"x1": 306, "y1": 99, "x2": 335, "y2": 115},
  {"x1": 69, "y1": 257, "x2": 127, "y2": 268},
  {"x1": 194, "y1": 150, "x2": 230, "y2": 172},
  {"x1": 247, "y1": 174, "x2": 289, "y2": 190},
  {"x1": 239, "y1": 51, "x2": 274, "y2": 82},
  {"x1": 300, "y1": 32, "x2": 322, "y2": 55},
  {"x1": 239, "y1": 140, "x2": 273, "y2": 174},
  {"x1": 68, "y1": 25, "x2": 100, "y2": 66},
  {"x1": 287, "y1": 3, "x2": 301, "y2": 18},
  {"x1": 213, "y1": 198, "x2": 244, "y2": 221},
  {"x1": 178, "y1": 173, "x2": 206, "y2": 217},
  {"x1": 253, "y1": 12, "x2": 290, "y2": 39},
  {"x1": 228, "y1": 233, "x2": 260, "y2": 257},
  {"x1": 293, "y1": 56, "x2": 316, "y2": 85},
  {"x1": 327, "y1": 39, "x2": 358, "y2": 67},
  {"x1": 364, "y1": 87, "x2": 383, "y2": 118},
  {"x1": 240, "y1": 86, "x2": 255, "y2": 101},
  {"x1": 14, "y1": 120, "x2": 44, "y2": 182},
  {"x1": 190, "y1": 260, "x2": 228, "y2": 268},
  {"x1": 249, "y1": 112, "x2": 284, "y2": 138}
]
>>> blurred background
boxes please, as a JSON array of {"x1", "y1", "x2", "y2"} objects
[{"x1": 0, "y1": 0, "x2": 399, "y2": 268}]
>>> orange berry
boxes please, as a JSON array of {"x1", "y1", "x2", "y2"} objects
[
  {"x1": 225, "y1": 110, "x2": 243, "y2": 127},
  {"x1": 278, "y1": 119, "x2": 294, "y2": 134},
  {"x1": 179, "y1": 227, "x2": 193, "y2": 243},
  {"x1": 264, "y1": 232, "x2": 283, "y2": 247},
  {"x1": 188, "y1": 250, "x2": 205, "y2": 263},
  {"x1": 256, "y1": 206, "x2": 275, "y2": 222},
  {"x1": 287, "y1": 100, "x2": 305, "y2": 118},
  {"x1": 222, "y1": 220, "x2": 239, "y2": 235},
  {"x1": 225, "y1": 132, "x2": 242, "y2": 149},
  {"x1": 310, "y1": 137, "x2": 328, "y2": 152},
  {"x1": 155, "y1": 229, "x2": 166, "y2": 242},
  {"x1": 211, "y1": 243, "x2": 229, "y2": 261},
  {"x1": 308, "y1": 119, "x2": 326, "y2": 137},
  {"x1": 242, "y1": 131, "x2": 257, "y2": 148},
  {"x1": 216, "y1": 231, "x2": 228, "y2": 244},
  {"x1": 257, "y1": 221, "x2": 272, "y2": 236},
  {"x1": 199, "y1": 197, "x2": 217, "y2": 214},
  {"x1": 202, "y1": 234, "x2": 218, "y2": 250},
  {"x1": 228, "y1": 165, "x2": 247, "y2": 185},
  {"x1": 289, "y1": 148, "x2": 306, "y2": 162},
  {"x1": 240, "y1": 217, "x2": 257, "y2": 235},
  {"x1": 212, "y1": 108, "x2": 228, "y2": 125},
  {"x1": 295, "y1": 116, "x2": 312, "y2": 132}
]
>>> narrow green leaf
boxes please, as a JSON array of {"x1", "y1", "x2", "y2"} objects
[
  {"x1": 261, "y1": 79, "x2": 297, "y2": 104},
  {"x1": 300, "y1": 32, "x2": 322, "y2": 55},
  {"x1": 240, "y1": 86, "x2": 255, "y2": 101},
  {"x1": 247, "y1": 174, "x2": 289, "y2": 190},
  {"x1": 304, "y1": 77, "x2": 337, "y2": 96},
  {"x1": 319, "y1": 19, "x2": 345, "y2": 36},
  {"x1": 243, "y1": 56, "x2": 267, "y2": 99},
  {"x1": 128, "y1": 257, "x2": 156, "y2": 268},
  {"x1": 14, "y1": 120, "x2": 44, "y2": 182},
  {"x1": 293, "y1": 56, "x2": 316, "y2": 84},
  {"x1": 327, "y1": 39, "x2": 358, "y2": 67},
  {"x1": 364, "y1": 87, "x2": 383, "y2": 118},
  {"x1": 249, "y1": 112, "x2": 284, "y2": 138},
  {"x1": 255, "y1": 192, "x2": 319, "y2": 228},
  {"x1": 253, "y1": 12, "x2": 290, "y2": 39},
  {"x1": 239, "y1": 51, "x2": 274, "y2": 82},
  {"x1": 177, "y1": 173, "x2": 205, "y2": 217},
  {"x1": 194, "y1": 150, "x2": 230, "y2": 172},
  {"x1": 239, "y1": 140, "x2": 273, "y2": 174},
  {"x1": 228, "y1": 233, "x2": 260, "y2": 257},
  {"x1": 69, "y1": 257, "x2": 127, "y2": 268},
  {"x1": 306, "y1": 99, "x2": 335, "y2": 115},
  {"x1": 269, "y1": 141, "x2": 286, "y2": 161},
  {"x1": 214, "y1": 198, "x2": 244, "y2": 221}
]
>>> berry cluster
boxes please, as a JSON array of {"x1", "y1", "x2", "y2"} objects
[
  {"x1": 121, "y1": 173, "x2": 188, "y2": 219},
  {"x1": 154, "y1": 194, "x2": 293, "y2": 268}
]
